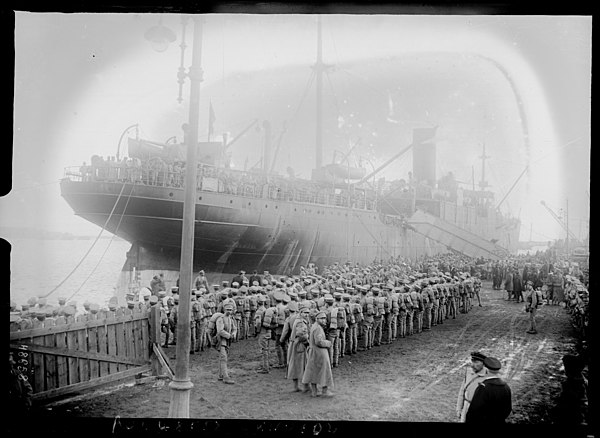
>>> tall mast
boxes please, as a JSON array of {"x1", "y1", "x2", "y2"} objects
[
  {"x1": 315, "y1": 15, "x2": 324, "y2": 169},
  {"x1": 478, "y1": 142, "x2": 490, "y2": 190}
]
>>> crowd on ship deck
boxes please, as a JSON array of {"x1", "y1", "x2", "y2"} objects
[
  {"x1": 71, "y1": 153, "x2": 499, "y2": 216},
  {"x1": 73, "y1": 155, "x2": 381, "y2": 211}
]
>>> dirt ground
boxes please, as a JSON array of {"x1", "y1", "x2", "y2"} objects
[{"x1": 30, "y1": 281, "x2": 589, "y2": 428}]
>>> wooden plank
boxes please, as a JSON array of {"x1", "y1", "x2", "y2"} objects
[
  {"x1": 97, "y1": 315, "x2": 109, "y2": 377},
  {"x1": 10, "y1": 312, "x2": 150, "y2": 341},
  {"x1": 76, "y1": 315, "x2": 89, "y2": 383},
  {"x1": 31, "y1": 365, "x2": 152, "y2": 403},
  {"x1": 115, "y1": 308, "x2": 127, "y2": 372},
  {"x1": 54, "y1": 317, "x2": 69, "y2": 388},
  {"x1": 149, "y1": 305, "x2": 161, "y2": 345},
  {"x1": 124, "y1": 308, "x2": 135, "y2": 366},
  {"x1": 141, "y1": 311, "x2": 150, "y2": 360},
  {"x1": 66, "y1": 320, "x2": 80, "y2": 385},
  {"x1": 30, "y1": 318, "x2": 46, "y2": 393},
  {"x1": 43, "y1": 319, "x2": 58, "y2": 390},
  {"x1": 154, "y1": 344, "x2": 173, "y2": 371},
  {"x1": 152, "y1": 343, "x2": 174, "y2": 380},
  {"x1": 87, "y1": 313, "x2": 99, "y2": 379},
  {"x1": 132, "y1": 309, "x2": 142, "y2": 360},
  {"x1": 106, "y1": 311, "x2": 119, "y2": 374},
  {"x1": 9, "y1": 343, "x2": 147, "y2": 366}
]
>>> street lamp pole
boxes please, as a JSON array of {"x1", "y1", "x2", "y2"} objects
[{"x1": 168, "y1": 15, "x2": 204, "y2": 418}]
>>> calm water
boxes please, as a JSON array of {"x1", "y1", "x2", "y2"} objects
[{"x1": 7, "y1": 237, "x2": 131, "y2": 312}]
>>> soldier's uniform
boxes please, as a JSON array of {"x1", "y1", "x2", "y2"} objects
[
  {"x1": 404, "y1": 288, "x2": 414, "y2": 336},
  {"x1": 464, "y1": 276, "x2": 474, "y2": 311},
  {"x1": 425, "y1": 282, "x2": 436, "y2": 329},
  {"x1": 430, "y1": 282, "x2": 439, "y2": 326},
  {"x1": 274, "y1": 292, "x2": 288, "y2": 368},
  {"x1": 390, "y1": 287, "x2": 401, "y2": 340},
  {"x1": 247, "y1": 287, "x2": 259, "y2": 336},
  {"x1": 189, "y1": 294, "x2": 197, "y2": 354},
  {"x1": 342, "y1": 293, "x2": 356, "y2": 354},
  {"x1": 168, "y1": 295, "x2": 179, "y2": 345},
  {"x1": 279, "y1": 300, "x2": 300, "y2": 365},
  {"x1": 359, "y1": 287, "x2": 374, "y2": 350},
  {"x1": 192, "y1": 292, "x2": 207, "y2": 352},
  {"x1": 322, "y1": 294, "x2": 338, "y2": 366},
  {"x1": 254, "y1": 296, "x2": 272, "y2": 373},
  {"x1": 371, "y1": 287, "x2": 385, "y2": 346},
  {"x1": 437, "y1": 285, "x2": 446, "y2": 324},
  {"x1": 349, "y1": 295, "x2": 362, "y2": 353},
  {"x1": 410, "y1": 285, "x2": 423, "y2": 333},
  {"x1": 449, "y1": 280, "x2": 458, "y2": 319},
  {"x1": 459, "y1": 280, "x2": 468, "y2": 314},
  {"x1": 239, "y1": 286, "x2": 251, "y2": 339},
  {"x1": 333, "y1": 291, "x2": 348, "y2": 358},
  {"x1": 381, "y1": 286, "x2": 393, "y2": 344},
  {"x1": 420, "y1": 285, "x2": 431, "y2": 330}
]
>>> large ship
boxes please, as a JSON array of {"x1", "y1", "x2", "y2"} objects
[{"x1": 59, "y1": 17, "x2": 521, "y2": 294}]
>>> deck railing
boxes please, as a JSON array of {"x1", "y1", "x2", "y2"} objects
[{"x1": 63, "y1": 164, "x2": 380, "y2": 212}]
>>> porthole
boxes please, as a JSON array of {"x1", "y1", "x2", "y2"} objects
[
  {"x1": 230, "y1": 200, "x2": 233, "y2": 204},
  {"x1": 265, "y1": 204, "x2": 268, "y2": 208},
  {"x1": 198, "y1": 196, "x2": 202, "y2": 201},
  {"x1": 169, "y1": 192, "x2": 174, "y2": 197}
]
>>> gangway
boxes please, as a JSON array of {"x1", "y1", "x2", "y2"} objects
[{"x1": 406, "y1": 209, "x2": 509, "y2": 260}]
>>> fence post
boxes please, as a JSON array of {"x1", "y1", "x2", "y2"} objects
[{"x1": 149, "y1": 305, "x2": 161, "y2": 376}]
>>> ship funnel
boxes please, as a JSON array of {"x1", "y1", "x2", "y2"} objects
[{"x1": 412, "y1": 126, "x2": 438, "y2": 187}]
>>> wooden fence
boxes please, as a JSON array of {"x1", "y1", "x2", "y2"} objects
[{"x1": 9, "y1": 306, "x2": 169, "y2": 403}]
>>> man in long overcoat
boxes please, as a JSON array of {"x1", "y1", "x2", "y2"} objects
[
  {"x1": 302, "y1": 311, "x2": 334, "y2": 397},
  {"x1": 286, "y1": 304, "x2": 311, "y2": 392}
]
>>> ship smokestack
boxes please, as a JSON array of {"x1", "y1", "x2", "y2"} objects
[{"x1": 412, "y1": 126, "x2": 438, "y2": 187}]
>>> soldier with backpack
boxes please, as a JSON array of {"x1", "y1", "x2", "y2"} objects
[
  {"x1": 371, "y1": 287, "x2": 385, "y2": 347},
  {"x1": 213, "y1": 301, "x2": 237, "y2": 384},
  {"x1": 525, "y1": 281, "x2": 543, "y2": 334},
  {"x1": 359, "y1": 286, "x2": 374, "y2": 350},
  {"x1": 257, "y1": 296, "x2": 278, "y2": 373},
  {"x1": 343, "y1": 293, "x2": 357, "y2": 354}
]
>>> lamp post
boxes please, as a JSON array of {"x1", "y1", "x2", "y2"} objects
[{"x1": 145, "y1": 14, "x2": 204, "y2": 418}]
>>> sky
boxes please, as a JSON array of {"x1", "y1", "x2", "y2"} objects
[{"x1": 3, "y1": 10, "x2": 592, "y2": 244}]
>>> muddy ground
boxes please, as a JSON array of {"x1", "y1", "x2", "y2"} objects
[{"x1": 29, "y1": 281, "x2": 590, "y2": 432}]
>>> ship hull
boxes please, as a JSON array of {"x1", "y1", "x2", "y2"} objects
[{"x1": 60, "y1": 179, "x2": 445, "y2": 276}]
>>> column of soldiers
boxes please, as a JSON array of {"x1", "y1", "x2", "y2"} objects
[
  {"x1": 10, "y1": 258, "x2": 490, "y2": 373},
  {"x1": 564, "y1": 275, "x2": 590, "y2": 339},
  {"x1": 146, "y1": 262, "x2": 479, "y2": 367}
]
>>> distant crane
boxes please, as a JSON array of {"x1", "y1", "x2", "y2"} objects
[{"x1": 540, "y1": 200, "x2": 578, "y2": 242}]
